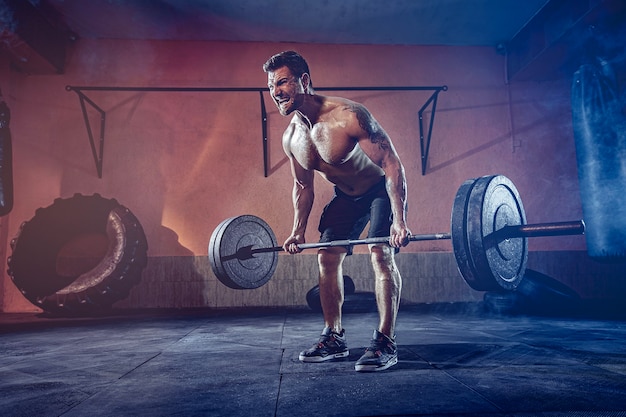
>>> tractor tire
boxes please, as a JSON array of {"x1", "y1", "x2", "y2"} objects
[{"x1": 7, "y1": 194, "x2": 148, "y2": 315}]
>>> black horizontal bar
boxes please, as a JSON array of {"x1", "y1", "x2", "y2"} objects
[
  {"x1": 66, "y1": 84, "x2": 447, "y2": 178},
  {"x1": 66, "y1": 86, "x2": 263, "y2": 93},
  {"x1": 66, "y1": 85, "x2": 448, "y2": 93}
]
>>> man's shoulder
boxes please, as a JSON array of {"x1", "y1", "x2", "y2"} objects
[
  {"x1": 282, "y1": 117, "x2": 307, "y2": 146},
  {"x1": 323, "y1": 95, "x2": 359, "y2": 109},
  {"x1": 324, "y1": 97, "x2": 370, "y2": 120},
  {"x1": 317, "y1": 97, "x2": 351, "y2": 121},
  {"x1": 285, "y1": 115, "x2": 308, "y2": 133}
]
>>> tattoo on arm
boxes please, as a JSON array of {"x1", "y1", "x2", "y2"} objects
[{"x1": 346, "y1": 103, "x2": 389, "y2": 150}]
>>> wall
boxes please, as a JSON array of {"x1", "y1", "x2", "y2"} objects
[
  {"x1": 0, "y1": 52, "x2": 10, "y2": 311},
  {"x1": 1, "y1": 39, "x2": 606, "y2": 313}
]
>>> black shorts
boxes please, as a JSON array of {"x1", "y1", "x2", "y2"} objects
[{"x1": 318, "y1": 177, "x2": 394, "y2": 255}]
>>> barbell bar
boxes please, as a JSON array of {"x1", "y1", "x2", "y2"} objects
[
  {"x1": 232, "y1": 220, "x2": 584, "y2": 260},
  {"x1": 491, "y1": 221, "x2": 585, "y2": 239},
  {"x1": 231, "y1": 233, "x2": 452, "y2": 260},
  {"x1": 208, "y1": 175, "x2": 586, "y2": 291}
]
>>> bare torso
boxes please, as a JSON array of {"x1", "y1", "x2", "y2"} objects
[{"x1": 283, "y1": 96, "x2": 385, "y2": 196}]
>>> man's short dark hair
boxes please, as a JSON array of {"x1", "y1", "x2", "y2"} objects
[{"x1": 263, "y1": 50, "x2": 312, "y2": 87}]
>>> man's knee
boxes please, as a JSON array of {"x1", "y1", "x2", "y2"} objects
[
  {"x1": 369, "y1": 244, "x2": 394, "y2": 265},
  {"x1": 318, "y1": 247, "x2": 347, "y2": 272}
]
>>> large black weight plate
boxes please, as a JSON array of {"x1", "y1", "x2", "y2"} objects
[
  {"x1": 209, "y1": 215, "x2": 278, "y2": 289},
  {"x1": 451, "y1": 178, "x2": 482, "y2": 290},
  {"x1": 467, "y1": 175, "x2": 527, "y2": 291}
]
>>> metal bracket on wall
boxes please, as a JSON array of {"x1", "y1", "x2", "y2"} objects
[
  {"x1": 66, "y1": 86, "x2": 106, "y2": 178},
  {"x1": 66, "y1": 85, "x2": 447, "y2": 178}
]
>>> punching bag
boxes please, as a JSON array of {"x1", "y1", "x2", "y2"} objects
[
  {"x1": 571, "y1": 59, "x2": 626, "y2": 261},
  {"x1": 0, "y1": 90, "x2": 14, "y2": 216}
]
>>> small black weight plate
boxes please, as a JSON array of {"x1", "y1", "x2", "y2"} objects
[
  {"x1": 305, "y1": 275, "x2": 357, "y2": 312},
  {"x1": 208, "y1": 215, "x2": 278, "y2": 289},
  {"x1": 451, "y1": 178, "x2": 484, "y2": 290},
  {"x1": 467, "y1": 175, "x2": 527, "y2": 291},
  {"x1": 343, "y1": 275, "x2": 356, "y2": 295},
  {"x1": 305, "y1": 285, "x2": 322, "y2": 312}
]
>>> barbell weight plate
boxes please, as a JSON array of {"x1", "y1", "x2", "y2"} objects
[
  {"x1": 467, "y1": 175, "x2": 528, "y2": 291},
  {"x1": 208, "y1": 215, "x2": 279, "y2": 289},
  {"x1": 451, "y1": 178, "x2": 483, "y2": 291},
  {"x1": 208, "y1": 217, "x2": 233, "y2": 285},
  {"x1": 305, "y1": 275, "x2": 357, "y2": 312}
]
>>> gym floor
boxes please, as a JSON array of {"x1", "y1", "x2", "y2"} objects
[{"x1": 2, "y1": 302, "x2": 626, "y2": 417}]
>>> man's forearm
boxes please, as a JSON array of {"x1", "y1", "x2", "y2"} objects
[
  {"x1": 385, "y1": 162, "x2": 408, "y2": 225},
  {"x1": 291, "y1": 181, "x2": 315, "y2": 235}
]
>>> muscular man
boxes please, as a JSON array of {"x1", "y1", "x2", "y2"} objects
[{"x1": 263, "y1": 51, "x2": 411, "y2": 372}]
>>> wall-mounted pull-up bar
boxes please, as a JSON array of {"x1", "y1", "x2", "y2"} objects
[{"x1": 65, "y1": 84, "x2": 447, "y2": 178}]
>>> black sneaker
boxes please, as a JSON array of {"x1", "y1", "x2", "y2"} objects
[
  {"x1": 299, "y1": 327, "x2": 349, "y2": 362},
  {"x1": 354, "y1": 330, "x2": 398, "y2": 372}
]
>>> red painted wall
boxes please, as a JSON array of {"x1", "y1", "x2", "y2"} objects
[{"x1": 0, "y1": 40, "x2": 585, "y2": 312}]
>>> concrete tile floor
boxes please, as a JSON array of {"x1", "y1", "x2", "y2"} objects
[{"x1": 1, "y1": 304, "x2": 626, "y2": 417}]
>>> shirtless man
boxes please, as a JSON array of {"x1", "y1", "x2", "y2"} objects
[{"x1": 263, "y1": 51, "x2": 411, "y2": 372}]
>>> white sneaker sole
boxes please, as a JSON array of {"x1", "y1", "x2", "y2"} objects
[
  {"x1": 299, "y1": 350, "x2": 349, "y2": 362},
  {"x1": 354, "y1": 355, "x2": 398, "y2": 372}
]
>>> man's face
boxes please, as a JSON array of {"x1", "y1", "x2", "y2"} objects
[{"x1": 267, "y1": 66, "x2": 306, "y2": 116}]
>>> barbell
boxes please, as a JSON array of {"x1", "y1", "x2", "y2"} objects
[{"x1": 208, "y1": 175, "x2": 585, "y2": 292}]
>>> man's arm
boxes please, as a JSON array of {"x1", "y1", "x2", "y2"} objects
[
  {"x1": 346, "y1": 103, "x2": 410, "y2": 247},
  {"x1": 283, "y1": 126, "x2": 315, "y2": 253}
]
